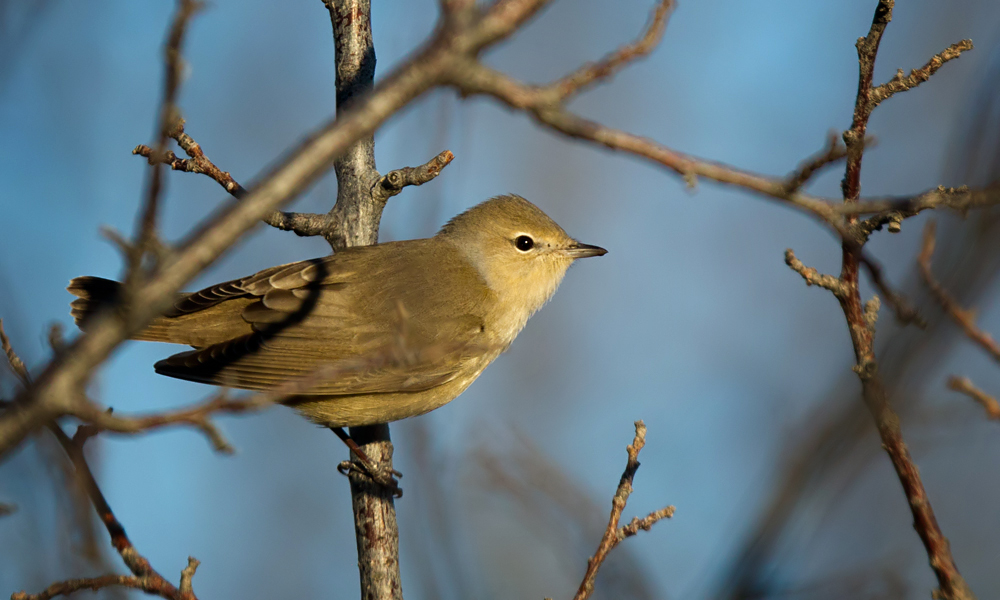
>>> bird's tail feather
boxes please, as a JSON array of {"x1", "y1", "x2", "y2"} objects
[
  {"x1": 67, "y1": 276, "x2": 254, "y2": 346},
  {"x1": 67, "y1": 276, "x2": 184, "y2": 343}
]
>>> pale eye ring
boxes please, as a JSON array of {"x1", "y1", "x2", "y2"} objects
[{"x1": 514, "y1": 235, "x2": 535, "y2": 252}]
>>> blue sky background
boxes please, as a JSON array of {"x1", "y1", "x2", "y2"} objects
[{"x1": 3, "y1": 1, "x2": 1000, "y2": 599}]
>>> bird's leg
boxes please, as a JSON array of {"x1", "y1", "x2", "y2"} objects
[{"x1": 331, "y1": 427, "x2": 403, "y2": 496}]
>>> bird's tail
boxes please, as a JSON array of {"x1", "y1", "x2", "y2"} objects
[
  {"x1": 67, "y1": 276, "x2": 177, "y2": 343},
  {"x1": 67, "y1": 276, "x2": 122, "y2": 327}
]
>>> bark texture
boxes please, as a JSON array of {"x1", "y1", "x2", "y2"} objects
[{"x1": 324, "y1": 2, "x2": 402, "y2": 599}]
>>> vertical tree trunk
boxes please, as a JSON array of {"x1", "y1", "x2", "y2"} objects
[{"x1": 323, "y1": 2, "x2": 402, "y2": 599}]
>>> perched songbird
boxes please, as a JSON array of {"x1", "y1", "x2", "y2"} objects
[{"x1": 68, "y1": 195, "x2": 606, "y2": 427}]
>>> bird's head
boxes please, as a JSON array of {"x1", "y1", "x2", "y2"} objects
[{"x1": 438, "y1": 195, "x2": 606, "y2": 321}]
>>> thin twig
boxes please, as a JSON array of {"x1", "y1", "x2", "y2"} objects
[
  {"x1": 24, "y1": 424, "x2": 202, "y2": 600},
  {"x1": 549, "y1": 0, "x2": 674, "y2": 101},
  {"x1": 12, "y1": 574, "x2": 172, "y2": 600},
  {"x1": 837, "y1": 185, "x2": 998, "y2": 216},
  {"x1": 919, "y1": 221, "x2": 1000, "y2": 363},
  {"x1": 857, "y1": 249, "x2": 925, "y2": 327},
  {"x1": 572, "y1": 421, "x2": 674, "y2": 600},
  {"x1": 133, "y1": 0, "x2": 203, "y2": 278},
  {"x1": 871, "y1": 40, "x2": 974, "y2": 107},
  {"x1": 947, "y1": 376, "x2": 1000, "y2": 421},
  {"x1": 372, "y1": 150, "x2": 455, "y2": 203},
  {"x1": 783, "y1": 132, "x2": 851, "y2": 194},
  {"x1": 784, "y1": 249, "x2": 846, "y2": 297}
]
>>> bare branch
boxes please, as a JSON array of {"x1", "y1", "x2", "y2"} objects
[
  {"x1": 134, "y1": 125, "x2": 332, "y2": 237},
  {"x1": 136, "y1": 127, "x2": 455, "y2": 240},
  {"x1": 841, "y1": 0, "x2": 893, "y2": 202},
  {"x1": 856, "y1": 210, "x2": 904, "y2": 239},
  {"x1": 919, "y1": 221, "x2": 1000, "y2": 363},
  {"x1": 178, "y1": 558, "x2": 200, "y2": 596},
  {"x1": 572, "y1": 421, "x2": 674, "y2": 600},
  {"x1": 133, "y1": 130, "x2": 243, "y2": 197},
  {"x1": 831, "y1": 2, "x2": 974, "y2": 598},
  {"x1": 549, "y1": 0, "x2": 674, "y2": 102},
  {"x1": 784, "y1": 249, "x2": 847, "y2": 297},
  {"x1": 8, "y1": 395, "x2": 203, "y2": 600},
  {"x1": 133, "y1": 0, "x2": 203, "y2": 278},
  {"x1": 948, "y1": 376, "x2": 1000, "y2": 421},
  {"x1": 783, "y1": 131, "x2": 851, "y2": 194},
  {"x1": 838, "y1": 185, "x2": 1000, "y2": 216},
  {"x1": 871, "y1": 40, "x2": 974, "y2": 107},
  {"x1": 446, "y1": 57, "x2": 848, "y2": 230},
  {"x1": 12, "y1": 574, "x2": 170, "y2": 600},
  {"x1": 372, "y1": 150, "x2": 455, "y2": 203},
  {"x1": 857, "y1": 250, "x2": 925, "y2": 327}
]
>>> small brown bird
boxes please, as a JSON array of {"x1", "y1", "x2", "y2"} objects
[{"x1": 68, "y1": 195, "x2": 606, "y2": 427}]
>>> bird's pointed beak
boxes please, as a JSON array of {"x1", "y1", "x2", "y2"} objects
[{"x1": 563, "y1": 241, "x2": 608, "y2": 259}]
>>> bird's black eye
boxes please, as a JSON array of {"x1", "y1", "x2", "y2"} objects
[{"x1": 514, "y1": 235, "x2": 534, "y2": 252}]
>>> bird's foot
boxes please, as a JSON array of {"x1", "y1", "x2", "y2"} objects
[{"x1": 337, "y1": 459, "x2": 403, "y2": 497}]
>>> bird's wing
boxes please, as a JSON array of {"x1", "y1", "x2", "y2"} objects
[{"x1": 155, "y1": 240, "x2": 497, "y2": 396}]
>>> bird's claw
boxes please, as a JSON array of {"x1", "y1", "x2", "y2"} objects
[{"x1": 337, "y1": 459, "x2": 403, "y2": 498}]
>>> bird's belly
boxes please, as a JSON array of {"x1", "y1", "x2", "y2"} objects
[{"x1": 285, "y1": 369, "x2": 485, "y2": 427}]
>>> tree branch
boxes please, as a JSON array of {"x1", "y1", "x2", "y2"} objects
[
  {"x1": 947, "y1": 376, "x2": 1000, "y2": 421},
  {"x1": 549, "y1": 0, "x2": 673, "y2": 102},
  {"x1": 131, "y1": 0, "x2": 202, "y2": 282},
  {"x1": 572, "y1": 421, "x2": 674, "y2": 600},
  {"x1": 782, "y1": 131, "x2": 850, "y2": 195},
  {"x1": 870, "y1": 40, "x2": 974, "y2": 108},
  {"x1": 784, "y1": 249, "x2": 847, "y2": 297},
  {"x1": 919, "y1": 221, "x2": 1000, "y2": 363},
  {"x1": 3, "y1": 320, "x2": 201, "y2": 600},
  {"x1": 320, "y1": 1, "x2": 403, "y2": 597},
  {"x1": 133, "y1": 128, "x2": 454, "y2": 239},
  {"x1": 832, "y1": 3, "x2": 974, "y2": 598}
]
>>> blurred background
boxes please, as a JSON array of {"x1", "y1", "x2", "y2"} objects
[{"x1": 2, "y1": 0, "x2": 1000, "y2": 598}]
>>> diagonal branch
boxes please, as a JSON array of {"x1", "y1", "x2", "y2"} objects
[
  {"x1": 919, "y1": 221, "x2": 1000, "y2": 364},
  {"x1": 132, "y1": 0, "x2": 202, "y2": 281},
  {"x1": 445, "y1": 56, "x2": 846, "y2": 229},
  {"x1": 549, "y1": 0, "x2": 674, "y2": 102},
  {"x1": 782, "y1": 132, "x2": 851, "y2": 195},
  {"x1": 857, "y1": 249, "x2": 925, "y2": 327},
  {"x1": 871, "y1": 40, "x2": 974, "y2": 108},
  {"x1": 948, "y1": 376, "x2": 1000, "y2": 421}
]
